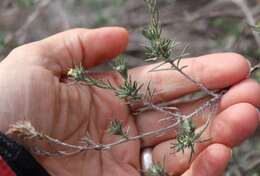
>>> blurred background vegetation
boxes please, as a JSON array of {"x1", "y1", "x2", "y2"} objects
[{"x1": 0, "y1": 0, "x2": 260, "y2": 175}]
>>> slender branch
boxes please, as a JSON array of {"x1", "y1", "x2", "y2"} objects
[
  {"x1": 171, "y1": 63, "x2": 218, "y2": 97},
  {"x1": 42, "y1": 134, "x2": 82, "y2": 150},
  {"x1": 149, "y1": 104, "x2": 184, "y2": 119},
  {"x1": 8, "y1": 93, "x2": 222, "y2": 157},
  {"x1": 251, "y1": 63, "x2": 260, "y2": 73}
]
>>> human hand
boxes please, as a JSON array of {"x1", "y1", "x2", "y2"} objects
[{"x1": 0, "y1": 27, "x2": 259, "y2": 176}]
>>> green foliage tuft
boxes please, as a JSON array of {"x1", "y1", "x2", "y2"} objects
[
  {"x1": 171, "y1": 118, "x2": 210, "y2": 162},
  {"x1": 67, "y1": 65, "x2": 86, "y2": 81},
  {"x1": 147, "y1": 162, "x2": 169, "y2": 176},
  {"x1": 0, "y1": 32, "x2": 5, "y2": 53},
  {"x1": 108, "y1": 119, "x2": 128, "y2": 139},
  {"x1": 116, "y1": 79, "x2": 143, "y2": 102},
  {"x1": 113, "y1": 55, "x2": 128, "y2": 80},
  {"x1": 143, "y1": 0, "x2": 175, "y2": 61},
  {"x1": 67, "y1": 63, "x2": 143, "y2": 103}
]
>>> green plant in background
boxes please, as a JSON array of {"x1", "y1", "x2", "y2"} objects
[
  {"x1": 212, "y1": 17, "x2": 243, "y2": 36},
  {"x1": 16, "y1": 0, "x2": 35, "y2": 8},
  {"x1": 80, "y1": 0, "x2": 124, "y2": 9},
  {"x1": 251, "y1": 21, "x2": 260, "y2": 32},
  {"x1": 79, "y1": 0, "x2": 124, "y2": 27},
  {"x1": 211, "y1": 17, "x2": 260, "y2": 84},
  {"x1": 255, "y1": 70, "x2": 260, "y2": 83},
  {"x1": 225, "y1": 126, "x2": 260, "y2": 176},
  {"x1": 93, "y1": 15, "x2": 111, "y2": 28},
  {"x1": 220, "y1": 4, "x2": 260, "y2": 174},
  {"x1": 0, "y1": 32, "x2": 5, "y2": 54},
  {"x1": 250, "y1": 24, "x2": 260, "y2": 83},
  {"x1": 210, "y1": 17, "x2": 244, "y2": 48}
]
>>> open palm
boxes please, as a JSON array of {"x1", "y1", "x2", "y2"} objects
[{"x1": 0, "y1": 27, "x2": 259, "y2": 176}]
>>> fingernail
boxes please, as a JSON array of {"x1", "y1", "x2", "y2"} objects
[{"x1": 141, "y1": 148, "x2": 153, "y2": 172}]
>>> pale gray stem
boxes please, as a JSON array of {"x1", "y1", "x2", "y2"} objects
[
  {"x1": 171, "y1": 63, "x2": 218, "y2": 97},
  {"x1": 33, "y1": 94, "x2": 222, "y2": 156}
]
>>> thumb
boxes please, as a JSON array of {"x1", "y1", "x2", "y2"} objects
[{"x1": 15, "y1": 27, "x2": 129, "y2": 75}]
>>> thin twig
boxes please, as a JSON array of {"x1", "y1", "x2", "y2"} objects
[
  {"x1": 12, "y1": 93, "x2": 222, "y2": 157},
  {"x1": 251, "y1": 63, "x2": 260, "y2": 73},
  {"x1": 171, "y1": 63, "x2": 218, "y2": 97}
]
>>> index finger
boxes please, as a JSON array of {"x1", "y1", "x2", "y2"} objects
[{"x1": 130, "y1": 53, "x2": 250, "y2": 103}]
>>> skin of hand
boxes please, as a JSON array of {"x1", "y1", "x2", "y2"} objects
[{"x1": 0, "y1": 27, "x2": 259, "y2": 176}]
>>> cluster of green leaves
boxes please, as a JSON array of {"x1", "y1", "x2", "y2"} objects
[
  {"x1": 68, "y1": 65, "x2": 114, "y2": 90},
  {"x1": 68, "y1": 56, "x2": 143, "y2": 103},
  {"x1": 112, "y1": 56, "x2": 144, "y2": 102},
  {"x1": 147, "y1": 162, "x2": 169, "y2": 176},
  {"x1": 143, "y1": 0, "x2": 175, "y2": 61},
  {"x1": 171, "y1": 119, "x2": 197, "y2": 162},
  {"x1": 142, "y1": 0, "x2": 190, "y2": 76},
  {"x1": 108, "y1": 119, "x2": 129, "y2": 139},
  {"x1": 115, "y1": 79, "x2": 143, "y2": 102},
  {"x1": 171, "y1": 118, "x2": 210, "y2": 162}
]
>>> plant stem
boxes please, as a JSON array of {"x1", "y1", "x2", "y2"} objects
[
  {"x1": 170, "y1": 63, "x2": 217, "y2": 97},
  {"x1": 32, "y1": 93, "x2": 222, "y2": 157}
]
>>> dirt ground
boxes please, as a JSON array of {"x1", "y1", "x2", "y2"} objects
[{"x1": 1, "y1": 0, "x2": 260, "y2": 63}]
